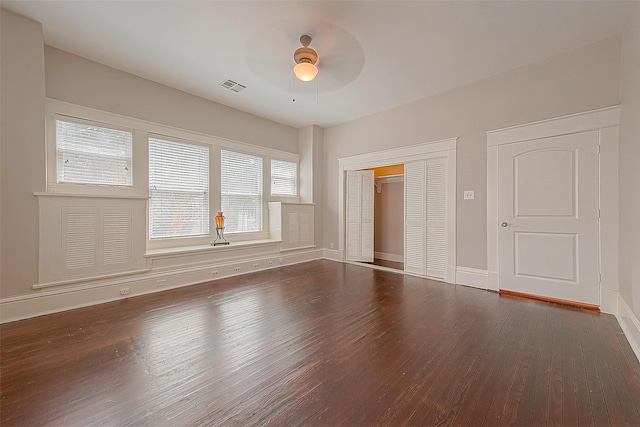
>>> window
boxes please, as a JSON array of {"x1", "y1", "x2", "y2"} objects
[
  {"x1": 271, "y1": 159, "x2": 297, "y2": 197},
  {"x1": 149, "y1": 137, "x2": 209, "y2": 239},
  {"x1": 221, "y1": 150, "x2": 263, "y2": 233},
  {"x1": 56, "y1": 118, "x2": 133, "y2": 186}
]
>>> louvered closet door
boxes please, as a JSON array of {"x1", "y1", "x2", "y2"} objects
[
  {"x1": 404, "y1": 161, "x2": 426, "y2": 275},
  {"x1": 425, "y1": 158, "x2": 447, "y2": 279},
  {"x1": 404, "y1": 158, "x2": 448, "y2": 279},
  {"x1": 346, "y1": 170, "x2": 375, "y2": 262}
]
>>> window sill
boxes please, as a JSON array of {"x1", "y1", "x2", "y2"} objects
[
  {"x1": 35, "y1": 192, "x2": 148, "y2": 200},
  {"x1": 145, "y1": 239, "x2": 282, "y2": 259}
]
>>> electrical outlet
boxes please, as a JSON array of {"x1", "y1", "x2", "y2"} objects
[
  {"x1": 253, "y1": 263, "x2": 259, "y2": 268},
  {"x1": 268, "y1": 260, "x2": 273, "y2": 265},
  {"x1": 156, "y1": 279, "x2": 166, "y2": 286},
  {"x1": 464, "y1": 190, "x2": 475, "y2": 200},
  {"x1": 211, "y1": 270, "x2": 219, "y2": 276},
  {"x1": 234, "y1": 267, "x2": 241, "y2": 272},
  {"x1": 330, "y1": 242, "x2": 334, "y2": 249},
  {"x1": 120, "y1": 288, "x2": 130, "y2": 295}
]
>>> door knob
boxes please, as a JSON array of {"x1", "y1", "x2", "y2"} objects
[{"x1": 501, "y1": 222, "x2": 508, "y2": 227}]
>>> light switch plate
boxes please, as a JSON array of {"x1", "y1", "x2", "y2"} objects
[{"x1": 464, "y1": 190, "x2": 475, "y2": 200}]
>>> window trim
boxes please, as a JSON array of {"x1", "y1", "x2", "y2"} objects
[
  {"x1": 45, "y1": 103, "x2": 147, "y2": 198},
  {"x1": 148, "y1": 134, "x2": 211, "y2": 241},
  {"x1": 270, "y1": 158, "x2": 298, "y2": 198},
  {"x1": 45, "y1": 99, "x2": 299, "y2": 250},
  {"x1": 220, "y1": 148, "x2": 264, "y2": 234},
  {"x1": 54, "y1": 114, "x2": 135, "y2": 187}
]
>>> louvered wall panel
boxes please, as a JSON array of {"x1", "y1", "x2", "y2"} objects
[
  {"x1": 404, "y1": 161, "x2": 426, "y2": 275},
  {"x1": 60, "y1": 205, "x2": 137, "y2": 279},
  {"x1": 268, "y1": 202, "x2": 314, "y2": 250},
  {"x1": 288, "y1": 212, "x2": 299, "y2": 245},
  {"x1": 62, "y1": 209, "x2": 98, "y2": 277},
  {"x1": 102, "y1": 208, "x2": 133, "y2": 272},
  {"x1": 299, "y1": 212, "x2": 310, "y2": 244}
]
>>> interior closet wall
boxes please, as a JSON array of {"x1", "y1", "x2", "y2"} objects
[{"x1": 374, "y1": 180, "x2": 404, "y2": 261}]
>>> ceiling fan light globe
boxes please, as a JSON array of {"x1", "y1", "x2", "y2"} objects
[{"x1": 294, "y1": 62, "x2": 318, "y2": 82}]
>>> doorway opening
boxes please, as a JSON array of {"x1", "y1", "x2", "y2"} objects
[{"x1": 370, "y1": 165, "x2": 404, "y2": 272}]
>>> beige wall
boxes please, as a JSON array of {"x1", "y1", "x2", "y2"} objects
[
  {"x1": 619, "y1": 2, "x2": 640, "y2": 320},
  {"x1": 45, "y1": 47, "x2": 298, "y2": 154},
  {"x1": 374, "y1": 180, "x2": 404, "y2": 258},
  {"x1": 1, "y1": 10, "x2": 46, "y2": 298},
  {"x1": 298, "y1": 124, "x2": 324, "y2": 247},
  {"x1": 323, "y1": 37, "x2": 622, "y2": 270}
]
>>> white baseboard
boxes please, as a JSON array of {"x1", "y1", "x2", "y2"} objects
[
  {"x1": 600, "y1": 288, "x2": 618, "y2": 315},
  {"x1": 616, "y1": 295, "x2": 640, "y2": 364},
  {"x1": 0, "y1": 249, "x2": 323, "y2": 324},
  {"x1": 323, "y1": 248, "x2": 342, "y2": 262},
  {"x1": 455, "y1": 267, "x2": 488, "y2": 290},
  {"x1": 374, "y1": 252, "x2": 403, "y2": 263},
  {"x1": 487, "y1": 271, "x2": 499, "y2": 292}
]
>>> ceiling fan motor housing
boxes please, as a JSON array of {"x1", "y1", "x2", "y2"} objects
[{"x1": 294, "y1": 35, "x2": 318, "y2": 65}]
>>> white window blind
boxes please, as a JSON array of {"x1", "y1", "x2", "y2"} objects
[
  {"x1": 271, "y1": 159, "x2": 297, "y2": 197},
  {"x1": 56, "y1": 118, "x2": 133, "y2": 186},
  {"x1": 149, "y1": 137, "x2": 209, "y2": 239},
  {"x1": 221, "y1": 150, "x2": 263, "y2": 233}
]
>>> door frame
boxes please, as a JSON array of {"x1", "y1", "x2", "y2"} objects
[
  {"x1": 337, "y1": 137, "x2": 457, "y2": 284},
  {"x1": 486, "y1": 106, "x2": 620, "y2": 312}
]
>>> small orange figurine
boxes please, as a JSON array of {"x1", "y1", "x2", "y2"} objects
[
  {"x1": 212, "y1": 211, "x2": 229, "y2": 246},
  {"x1": 215, "y1": 211, "x2": 225, "y2": 229}
]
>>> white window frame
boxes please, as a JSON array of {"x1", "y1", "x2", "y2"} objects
[
  {"x1": 270, "y1": 158, "x2": 299, "y2": 198},
  {"x1": 219, "y1": 149, "x2": 267, "y2": 240},
  {"x1": 148, "y1": 134, "x2": 211, "y2": 242},
  {"x1": 45, "y1": 101, "x2": 147, "y2": 198},
  {"x1": 55, "y1": 116, "x2": 134, "y2": 188}
]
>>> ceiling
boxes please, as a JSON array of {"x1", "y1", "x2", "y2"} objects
[{"x1": 2, "y1": 1, "x2": 634, "y2": 129}]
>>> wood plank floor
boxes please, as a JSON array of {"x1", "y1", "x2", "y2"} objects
[
  {"x1": 372, "y1": 258, "x2": 404, "y2": 271},
  {"x1": 2, "y1": 260, "x2": 640, "y2": 426}
]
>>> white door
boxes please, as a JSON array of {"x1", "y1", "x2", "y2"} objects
[
  {"x1": 404, "y1": 158, "x2": 448, "y2": 279},
  {"x1": 404, "y1": 161, "x2": 426, "y2": 275},
  {"x1": 346, "y1": 170, "x2": 374, "y2": 262},
  {"x1": 426, "y1": 158, "x2": 448, "y2": 279},
  {"x1": 498, "y1": 131, "x2": 600, "y2": 305}
]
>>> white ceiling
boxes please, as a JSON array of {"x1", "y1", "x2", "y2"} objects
[{"x1": 2, "y1": 1, "x2": 634, "y2": 128}]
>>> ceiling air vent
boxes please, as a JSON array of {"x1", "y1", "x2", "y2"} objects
[{"x1": 219, "y1": 79, "x2": 247, "y2": 93}]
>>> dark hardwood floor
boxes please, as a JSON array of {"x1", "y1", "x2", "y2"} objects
[
  {"x1": 372, "y1": 258, "x2": 404, "y2": 271},
  {"x1": 2, "y1": 260, "x2": 640, "y2": 426}
]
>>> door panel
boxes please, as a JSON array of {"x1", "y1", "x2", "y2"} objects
[
  {"x1": 498, "y1": 131, "x2": 599, "y2": 305},
  {"x1": 346, "y1": 170, "x2": 374, "y2": 262},
  {"x1": 515, "y1": 149, "x2": 576, "y2": 217},
  {"x1": 426, "y1": 158, "x2": 447, "y2": 279},
  {"x1": 404, "y1": 161, "x2": 426, "y2": 275},
  {"x1": 404, "y1": 158, "x2": 448, "y2": 279}
]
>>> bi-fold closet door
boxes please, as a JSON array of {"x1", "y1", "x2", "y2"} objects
[
  {"x1": 404, "y1": 157, "x2": 449, "y2": 279},
  {"x1": 345, "y1": 170, "x2": 375, "y2": 263}
]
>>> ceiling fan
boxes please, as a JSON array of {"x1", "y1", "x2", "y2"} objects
[
  {"x1": 293, "y1": 34, "x2": 319, "y2": 82},
  {"x1": 245, "y1": 21, "x2": 365, "y2": 94}
]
